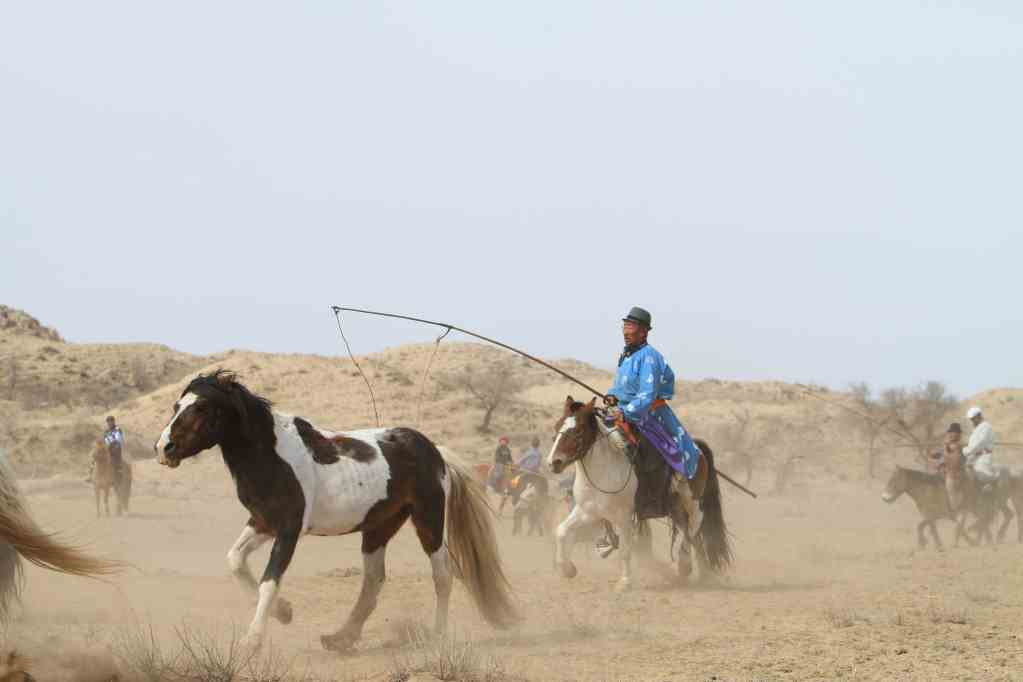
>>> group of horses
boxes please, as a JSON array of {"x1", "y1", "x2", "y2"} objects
[
  {"x1": 0, "y1": 370, "x2": 730, "y2": 662},
  {"x1": 149, "y1": 372, "x2": 731, "y2": 651},
  {"x1": 883, "y1": 464, "x2": 1023, "y2": 550}
]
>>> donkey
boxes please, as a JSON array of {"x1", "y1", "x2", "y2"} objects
[
  {"x1": 154, "y1": 371, "x2": 518, "y2": 651},
  {"x1": 546, "y1": 397, "x2": 732, "y2": 591},
  {"x1": 882, "y1": 466, "x2": 963, "y2": 549}
]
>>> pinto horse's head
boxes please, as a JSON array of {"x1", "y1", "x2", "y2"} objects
[
  {"x1": 547, "y1": 396, "x2": 598, "y2": 475},
  {"x1": 154, "y1": 370, "x2": 272, "y2": 468}
]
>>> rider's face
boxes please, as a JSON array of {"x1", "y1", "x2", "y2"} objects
[{"x1": 623, "y1": 321, "x2": 647, "y2": 346}]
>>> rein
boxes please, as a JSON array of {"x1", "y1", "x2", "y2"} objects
[{"x1": 560, "y1": 415, "x2": 634, "y2": 495}]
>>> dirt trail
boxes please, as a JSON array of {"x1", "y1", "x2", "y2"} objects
[{"x1": 6, "y1": 459, "x2": 1023, "y2": 681}]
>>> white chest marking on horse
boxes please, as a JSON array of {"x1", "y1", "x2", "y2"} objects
[
  {"x1": 156, "y1": 392, "x2": 198, "y2": 450},
  {"x1": 272, "y1": 416, "x2": 392, "y2": 536}
]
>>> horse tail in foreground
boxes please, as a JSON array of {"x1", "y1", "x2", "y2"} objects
[
  {"x1": 694, "y1": 439, "x2": 733, "y2": 572},
  {"x1": 0, "y1": 457, "x2": 124, "y2": 619},
  {"x1": 444, "y1": 460, "x2": 520, "y2": 629}
]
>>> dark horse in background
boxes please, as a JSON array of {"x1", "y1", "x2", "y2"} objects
[
  {"x1": 155, "y1": 371, "x2": 518, "y2": 652},
  {"x1": 882, "y1": 466, "x2": 1019, "y2": 549}
]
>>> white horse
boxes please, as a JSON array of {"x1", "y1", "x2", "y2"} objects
[{"x1": 546, "y1": 397, "x2": 731, "y2": 591}]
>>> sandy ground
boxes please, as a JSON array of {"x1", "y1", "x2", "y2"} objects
[{"x1": 6, "y1": 456, "x2": 1023, "y2": 681}]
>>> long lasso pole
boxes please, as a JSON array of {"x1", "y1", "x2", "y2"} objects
[
  {"x1": 332, "y1": 306, "x2": 606, "y2": 398},
  {"x1": 331, "y1": 306, "x2": 759, "y2": 499}
]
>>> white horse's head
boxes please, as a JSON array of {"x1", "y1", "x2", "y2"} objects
[{"x1": 547, "y1": 396, "x2": 598, "y2": 475}]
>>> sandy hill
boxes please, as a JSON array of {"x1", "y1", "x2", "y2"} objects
[{"x1": 1, "y1": 305, "x2": 1021, "y2": 488}]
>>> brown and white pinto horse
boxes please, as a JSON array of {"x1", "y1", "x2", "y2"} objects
[
  {"x1": 547, "y1": 397, "x2": 732, "y2": 590},
  {"x1": 154, "y1": 371, "x2": 518, "y2": 651}
]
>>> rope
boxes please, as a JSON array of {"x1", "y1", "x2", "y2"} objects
[
  {"x1": 415, "y1": 326, "x2": 451, "y2": 427},
  {"x1": 893, "y1": 442, "x2": 1023, "y2": 450},
  {"x1": 332, "y1": 307, "x2": 381, "y2": 428},
  {"x1": 332, "y1": 306, "x2": 605, "y2": 398},
  {"x1": 579, "y1": 444, "x2": 635, "y2": 495}
]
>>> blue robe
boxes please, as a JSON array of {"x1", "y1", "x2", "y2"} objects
[{"x1": 607, "y1": 344, "x2": 701, "y2": 479}]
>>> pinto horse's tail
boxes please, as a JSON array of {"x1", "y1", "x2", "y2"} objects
[
  {"x1": 694, "y1": 439, "x2": 733, "y2": 573},
  {"x1": 444, "y1": 461, "x2": 520, "y2": 629},
  {"x1": 0, "y1": 457, "x2": 125, "y2": 620}
]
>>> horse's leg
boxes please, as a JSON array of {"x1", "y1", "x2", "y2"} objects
[
  {"x1": 672, "y1": 475, "x2": 706, "y2": 582},
  {"x1": 322, "y1": 510, "x2": 409, "y2": 652},
  {"x1": 242, "y1": 528, "x2": 300, "y2": 650},
  {"x1": 1017, "y1": 498, "x2": 1023, "y2": 543},
  {"x1": 996, "y1": 501, "x2": 1013, "y2": 542},
  {"x1": 554, "y1": 506, "x2": 593, "y2": 579},
  {"x1": 227, "y1": 523, "x2": 290, "y2": 622},
  {"x1": 411, "y1": 492, "x2": 452, "y2": 637},
  {"x1": 917, "y1": 520, "x2": 928, "y2": 548},
  {"x1": 929, "y1": 521, "x2": 943, "y2": 551},
  {"x1": 613, "y1": 516, "x2": 636, "y2": 592},
  {"x1": 94, "y1": 485, "x2": 100, "y2": 518}
]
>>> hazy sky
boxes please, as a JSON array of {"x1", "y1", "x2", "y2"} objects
[{"x1": 2, "y1": 3, "x2": 1020, "y2": 398}]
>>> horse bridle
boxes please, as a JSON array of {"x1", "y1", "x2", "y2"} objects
[{"x1": 556, "y1": 411, "x2": 634, "y2": 495}]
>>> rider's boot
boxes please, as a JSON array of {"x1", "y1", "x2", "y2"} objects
[{"x1": 594, "y1": 520, "x2": 619, "y2": 559}]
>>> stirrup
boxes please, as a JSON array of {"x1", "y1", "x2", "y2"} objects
[{"x1": 595, "y1": 524, "x2": 620, "y2": 559}]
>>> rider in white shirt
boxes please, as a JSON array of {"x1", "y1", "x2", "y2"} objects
[{"x1": 963, "y1": 406, "x2": 998, "y2": 489}]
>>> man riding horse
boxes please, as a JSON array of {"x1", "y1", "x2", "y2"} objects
[
  {"x1": 963, "y1": 406, "x2": 1004, "y2": 493},
  {"x1": 87, "y1": 416, "x2": 126, "y2": 484},
  {"x1": 597, "y1": 306, "x2": 703, "y2": 554}
]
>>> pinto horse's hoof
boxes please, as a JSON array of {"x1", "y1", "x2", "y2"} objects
[
  {"x1": 274, "y1": 597, "x2": 293, "y2": 624},
  {"x1": 321, "y1": 631, "x2": 358, "y2": 652},
  {"x1": 558, "y1": 561, "x2": 578, "y2": 579}
]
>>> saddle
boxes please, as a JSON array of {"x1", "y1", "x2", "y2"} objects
[
  {"x1": 631, "y1": 436, "x2": 678, "y2": 520},
  {"x1": 599, "y1": 413, "x2": 698, "y2": 521}
]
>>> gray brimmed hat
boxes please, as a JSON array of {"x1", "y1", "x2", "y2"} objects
[{"x1": 622, "y1": 306, "x2": 652, "y2": 329}]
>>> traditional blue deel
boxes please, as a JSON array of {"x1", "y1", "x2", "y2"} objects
[{"x1": 607, "y1": 343, "x2": 701, "y2": 479}]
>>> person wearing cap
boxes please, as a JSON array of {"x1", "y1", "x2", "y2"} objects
[
  {"x1": 604, "y1": 307, "x2": 700, "y2": 471},
  {"x1": 962, "y1": 407, "x2": 998, "y2": 490},
  {"x1": 598, "y1": 306, "x2": 702, "y2": 554}
]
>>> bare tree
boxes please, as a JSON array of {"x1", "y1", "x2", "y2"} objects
[
  {"x1": 881, "y1": 382, "x2": 958, "y2": 465},
  {"x1": 848, "y1": 382, "x2": 890, "y2": 479},
  {"x1": 721, "y1": 408, "x2": 756, "y2": 486},
  {"x1": 456, "y1": 361, "x2": 525, "y2": 433}
]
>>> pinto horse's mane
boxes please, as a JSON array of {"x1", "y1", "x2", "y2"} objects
[{"x1": 182, "y1": 370, "x2": 275, "y2": 442}]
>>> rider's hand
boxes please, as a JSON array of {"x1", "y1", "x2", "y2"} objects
[{"x1": 603, "y1": 394, "x2": 619, "y2": 407}]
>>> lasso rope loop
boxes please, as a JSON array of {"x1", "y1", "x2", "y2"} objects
[{"x1": 332, "y1": 307, "x2": 381, "y2": 428}]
